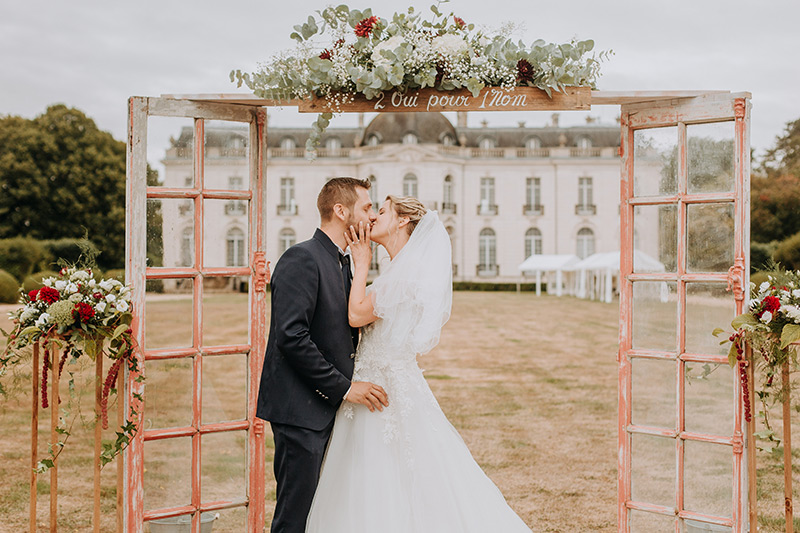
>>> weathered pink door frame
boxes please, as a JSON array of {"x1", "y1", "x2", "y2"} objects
[
  {"x1": 124, "y1": 90, "x2": 752, "y2": 533},
  {"x1": 125, "y1": 97, "x2": 269, "y2": 532}
]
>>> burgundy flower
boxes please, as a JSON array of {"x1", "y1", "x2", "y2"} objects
[
  {"x1": 72, "y1": 302, "x2": 95, "y2": 322},
  {"x1": 93, "y1": 292, "x2": 103, "y2": 300},
  {"x1": 319, "y1": 49, "x2": 332, "y2": 60},
  {"x1": 38, "y1": 286, "x2": 60, "y2": 305},
  {"x1": 517, "y1": 59, "x2": 536, "y2": 83},
  {"x1": 28, "y1": 289, "x2": 39, "y2": 302},
  {"x1": 454, "y1": 16, "x2": 466, "y2": 29},
  {"x1": 354, "y1": 16, "x2": 379, "y2": 38},
  {"x1": 762, "y1": 295, "x2": 780, "y2": 313}
]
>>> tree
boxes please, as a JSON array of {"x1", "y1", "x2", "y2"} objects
[
  {"x1": 750, "y1": 173, "x2": 800, "y2": 243},
  {"x1": 761, "y1": 117, "x2": 800, "y2": 178},
  {"x1": 0, "y1": 105, "x2": 128, "y2": 269}
]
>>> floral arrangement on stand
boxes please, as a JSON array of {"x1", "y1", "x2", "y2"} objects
[
  {"x1": 231, "y1": 1, "x2": 609, "y2": 154},
  {"x1": 714, "y1": 267, "x2": 800, "y2": 445},
  {"x1": 1, "y1": 264, "x2": 141, "y2": 471}
]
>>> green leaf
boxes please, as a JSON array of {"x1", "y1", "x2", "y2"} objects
[
  {"x1": 727, "y1": 342, "x2": 739, "y2": 367},
  {"x1": 780, "y1": 324, "x2": 800, "y2": 349},
  {"x1": 711, "y1": 328, "x2": 726, "y2": 337},
  {"x1": 731, "y1": 313, "x2": 759, "y2": 329}
]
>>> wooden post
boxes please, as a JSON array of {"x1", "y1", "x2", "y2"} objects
[
  {"x1": 93, "y1": 350, "x2": 103, "y2": 533},
  {"x1": 30, "y1": 342, "x2": 39, "y2": 533},
  {"x1": 747, "y1": 343, "x2": 757, "y2": 533},
  {"x1": 50, "y1": 342, "x2": 59, "y2": 532},
  {"x1": 783, "y1": 360, "x2": 793, "y2": 533}
]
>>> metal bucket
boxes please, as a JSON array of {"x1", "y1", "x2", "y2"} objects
[
  {"x1": 683, "y1": 519, "x2": 731, "y2": 533},
  {"x1": 149, "y1": 512, "x2": 217, "y2": 533}
]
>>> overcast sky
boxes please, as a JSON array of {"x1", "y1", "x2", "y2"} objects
[{"x1": 2, "y1": 0, "x2": 799, "y2": 173}]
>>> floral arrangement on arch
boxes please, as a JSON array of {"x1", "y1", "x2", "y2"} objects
[
  {"x1": 1, "y1": 264, "x2": 141, "y2": 471},
  {"x1": 230, "y1": 1, "x2": 609, "y2": 153},
  {"x1": 714, "y1": 267, "x2": 800, "y2": 442}
]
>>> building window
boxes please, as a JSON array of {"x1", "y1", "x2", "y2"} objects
[
  {"x1": 184, "y1": 176, "x2": 193, "y2": 187},
  {"x1": 576, "y1": 177, "x2": 596, "y2": 215},
  {"x1": 369, "y1": 175, "x2": 378, "y2": 205},
  {"x1": 577, "y1": 136, "x2": 592, "y2": 149},
  {"x1": 524, "y1": 177, "x2": 542, "y2": 215},
  {"x1": 402, "y1": 132, "x2": 418, "y2": 145},
  {"x1": 441, "y1": 134, "x2": 455, "y2": 146},
  {"x1": 229, "y1": 176, "x2": 243, "y2": 190},
  {"x1": 478, "y1": 228, "x2": 497, "y2": 275},
  {"x1": 226, "y1": 227, "x2": 246, "y2": 267},
  {"x1": 280, "y1": 137, "x2": 296, "y2": 150},
  {"x1": 479, "y1": 137, "x2": 496, "y2": 150},
  {"x1": 279, "y1": 177, "x2": 297, "y2": 215},
  {"x1": 576, "y1": 227, "x2": 595, "y2": 259},
  {"x1": 478, "y1": 177, "x2": 497, "y2": 215},
  {"x1": 279, "y1": 228, "x2": 296, "y2": 255},
  {"x1": 180, "y1": 227, "x2": 194, "y2": 266},
  {"x1": 525, "y1": 228, "x2": 543, "y2": 258},
  {"x1": 442, "y1": 175, "x2": 456, "y2": 214},
  {"x1": 367, "y1": 134, "x2": 380, "y2": 146},
  {"x1": 525, "y1": 137, "x2": 542, "y2": 149},
  {"x1": 403, "y1": 174, "x2": 418, "y2": 197},
  {"x1": 325, "y1": 137, "x2": 342, "y2": 151}
]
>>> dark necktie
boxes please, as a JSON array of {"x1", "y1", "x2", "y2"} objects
[{"x1": 340, "y1": 253, "x2": 352, "y2": 297}]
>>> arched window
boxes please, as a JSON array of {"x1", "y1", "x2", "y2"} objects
[
  {"x1": 367, "y1": 134, "x2": 380, "y2": 146},
  {"x1": 180, "y1": 227, "x2": 194, "y2": 267},
  {"x1": 577, "y1": 136, "x2": 592, "y2": 149},
  {"x1": 576, "y1": 227, "x2": 595, "y2": 259},
  {"x1": 280, "y1": 137, "x2": 296, "y2": 150},
  {"x1": 226, "y1": 227, "x2": 246, "y2": 267},
  {"x1": 403, "y1": 173, "x2": 418, "y2": 197},
  {"x1": 325, "y1": 137, "x2": 342, "y2": 151},
  {"x1": 369, "y1": 175, "x2": 378, "y2": 205},
  {"x1": 479, "y1": 137, "x2": 496, "y2": 150},
  {"x1": 441, "y1": 134, "x2": 455, "y2": 146},
  {"x1": 443, "y1": 175, "x2": 453, "y2": 206},
  {"x1": 479, "y1": 228, "x2": 497, "y2": 274},
  {"x1": 525, "y1": 137, "x2": 542, "y2": 150},
  {"x1": 525, "y1": 228, "x2": 543, "y2": 258},
  {"x1": 402, "y1": 132, "x2": 418, "y2": 145},
  {"x1": 279, "y1": 228, "x2": 296, "y2": 256},
  {"x1": 227, "y1": 135, "x2": 245, "y2": 149}
]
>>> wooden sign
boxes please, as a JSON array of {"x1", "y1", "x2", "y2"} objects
[{"x1": 296, "y1": 86, "x2": 591, "y2": 113}]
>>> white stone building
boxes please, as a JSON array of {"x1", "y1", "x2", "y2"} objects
[{"x1": 157, "y1": 112, "x2": 657, "y2": 285}]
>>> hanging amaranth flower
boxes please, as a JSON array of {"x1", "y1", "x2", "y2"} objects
[
  {"x1": 354, "y1": 16, "x2": 379, "y2": 38},
  {"x1": 517, "y1": 59, "x2": 536, "y2": 83}
]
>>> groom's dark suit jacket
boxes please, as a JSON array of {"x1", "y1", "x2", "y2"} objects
[{"x1": 256, "y1": 229, "x2": 358, "y2": 431}]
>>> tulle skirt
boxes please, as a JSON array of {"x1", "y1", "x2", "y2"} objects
[{"x1": 306, "y1": 369, "x2": 532, "y2": 533}]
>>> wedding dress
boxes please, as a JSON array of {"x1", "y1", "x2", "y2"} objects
[{"x1": 306, "y1": 212, "x2": 531, "y2": 532}]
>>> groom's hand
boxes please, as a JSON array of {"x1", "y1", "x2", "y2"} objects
[{"x1": 345, "y1": 381, "x2": 389, "y2": 412}]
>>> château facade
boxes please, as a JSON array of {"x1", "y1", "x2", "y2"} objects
[{"x1": 159, "y1": 112, "x2": 625, "y2": 283}]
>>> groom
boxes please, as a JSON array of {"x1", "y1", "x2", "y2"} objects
[{"x1": 257, "y1": 177, "x2": 389, "y2": 533}]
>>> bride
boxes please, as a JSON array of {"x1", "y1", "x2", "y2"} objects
[{"x1": 306, "y1": 195, "x2": 531, "y2": 532}]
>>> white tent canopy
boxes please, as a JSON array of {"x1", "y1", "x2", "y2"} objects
[
  {"x1": 571, "y1": 250, "x2": 666, "y2": 303},
  {"x1": 518, "y1": 254, "x2": 581, "y2": 297}
]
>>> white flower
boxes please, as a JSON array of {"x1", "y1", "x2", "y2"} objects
[
  {"x1": 99, "y1": 280, "x2": 113, "y2": 291},
  {"x1": 478, "y1": 35, "x2": 491, "y2": 48},
  {"x1": 69, "y1": 270, "x2": 90, "y2": 282},
  {"x1": 55, "y1": 280, "x2": 67, "y2": 291},
  {"x1": 69, "y1": 293, "x2": 83, "y2": 303},
  {"x1": 784, "y1": 305, "x2": 800, "y2": 322},
  {"x1": 371, "y1": 35, "x2": 405, "y2": 67},
  {"x1": 115, "y1": 300, "x2": 129, "y2": 313},
  {"x1": 36, "y1": 313, "x2": 51, "y2": 328},
  {"x1": 761, "y1": 311, "x2": 773, "y2": 324},
  {"x1": 793, "y1": 289, "x2": 800, "y2": 299},
  {"x1": 95, "y1": 301, "x2": 107, "y2": 314},
  {"x1": 66, "y1": 282, "x2": 79, "y2": 294},
  {"x1": 88, "y1": 279, "x2": 96, "y2": 288},
  {"x1": 43, "y1": 278, "x2": 54, "y2": 287},
  {"x1": 20, "y1": 308, "x2": 37, "y2": 323},
  {"x1": 105, "y1": 294, "x2": 117, "y2": 303},
  {"x1": 431, "y1": 33, "x2": 469, "y2": 58},
  {"x1": 110, "y1": 280, "x2": 123, "y2": 288}
]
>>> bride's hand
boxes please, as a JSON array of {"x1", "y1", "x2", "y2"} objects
[{"x1": 344, "y1": 221, "x2": 372, "y2": 271}]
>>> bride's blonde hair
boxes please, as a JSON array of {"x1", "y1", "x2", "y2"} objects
[{"x1": 386, "y1": 195, "x2": 427, "y2": 235}]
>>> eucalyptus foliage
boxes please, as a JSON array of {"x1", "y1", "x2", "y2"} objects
[{"x1": 231, "y1": 2, "x2": 610, "y2": 156}]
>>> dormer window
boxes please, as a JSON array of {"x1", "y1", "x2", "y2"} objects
[
  {"x1": 280, "y1": 137, "x2": 296, "y2": 150},
  {"x1": 367, "y1": 134, "x2": 380, "y2": 146},
  {"x1": 525, "y1": 137, "x2": 542, "y2": 149},
  {"x1": 326, "y1": 137, "x2": 342, "y2": 150},
  {"x1": 402, "y1": 132, "x2": 419, "y2": 145},
  {"x1": 441, "y1": 134, "x2": 455, "y2": 146},
  {"x1": 479, "y1": 137, "x2": 496, "y2": 150},
  {"x1": 577, "y1": 137, "x2": 592, "y2": 149}
]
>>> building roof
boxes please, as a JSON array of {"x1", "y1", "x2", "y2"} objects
[{"x1": 362, "y1": 113, "x2": 458, "y2": 145}]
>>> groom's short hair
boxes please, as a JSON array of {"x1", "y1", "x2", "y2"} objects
[{"x1": 317, "y1": 177, "x2": 371, "y2": 222}]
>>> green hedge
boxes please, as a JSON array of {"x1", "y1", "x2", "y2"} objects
[
  {"x1": 0, "y1": 269, "x2": 20, "y2": 303},
  {"x1": 774, "y1": 232, "x2": 800, "y2": 271},
  {"x1": 0, "y1": 237, "x2": 45, "y2": 281},
  {"x1": 452, "y1": 282, "x2": 540, "y2": 292},
  {"x1": 750, "y1": 241, "x2": 778, "y2": 273},
  {"x1": 22, "y1": 270, "x2": 59, "y2": 292}
]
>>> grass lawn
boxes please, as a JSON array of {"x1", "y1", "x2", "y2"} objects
[{"x1": 0, "y1": 291, "x2": 797, "y2": 532}]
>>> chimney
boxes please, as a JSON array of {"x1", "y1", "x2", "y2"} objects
[
  {"x1": 457, "y1": 112, "x2": 467, "y2": 128},
  {"x1": 551, "y1": 113, "x2": 560, "y2": 127}
]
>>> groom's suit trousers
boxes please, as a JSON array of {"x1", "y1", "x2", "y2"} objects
[{"x1": 270, "y1": 419, "x2": 334, "y2": 533}]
